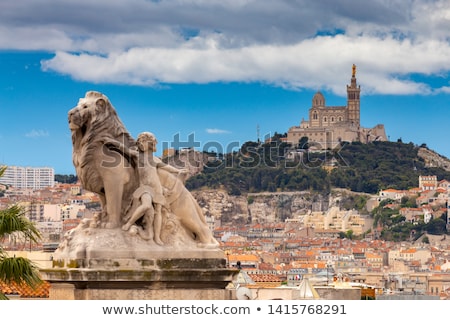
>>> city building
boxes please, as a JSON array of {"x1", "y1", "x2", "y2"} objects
[
  {"x1": 286, "y1": 65, "x2": 387, "y2": 150},
  {"x1": 0, "y1": 165, "x2": 55, "y2": 190},
  {"x1": 302, "y1": 206, "x2": 370, "y2": 236},
  {"x1": 419, "y1": 175, "x2": 438, "y2": 191}
]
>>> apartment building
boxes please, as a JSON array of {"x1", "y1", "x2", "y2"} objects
[
  {"x1": 0, "y1": 165, "x2": 55, "y2": 190},
  {"x1": 388, "y1": 247, "x2": 432, "y2": 267},
  {"x1": 419, "y1": 175, "x2": 438, "y2": 191}
]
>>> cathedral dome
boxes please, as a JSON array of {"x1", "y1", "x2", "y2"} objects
[{"x1": 312, "y1": 91, "x2": 325, "y2": 107}]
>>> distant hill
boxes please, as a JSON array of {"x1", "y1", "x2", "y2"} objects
[
  {"x1": 54, "y1": 174, "x2": 77, "y2": 184},
  {"x1": 185, "y1": 140, "x2": 450, "y2": 195}
]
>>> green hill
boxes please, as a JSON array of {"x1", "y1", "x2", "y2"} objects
[{"x1": 185, "y1": 140, "x2": 450, "y2": 196}]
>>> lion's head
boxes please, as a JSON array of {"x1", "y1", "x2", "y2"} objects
[
  {"x1": 69, "y1": 91, "x2": 101, "y2": 130},
  {"x1": 69, "y1": 91, "x2": 117, "y2": 131},
  {"x1": 68, "y1": 91, "x2": 137, "y2": 181},
  {"x1": 68, "y1": 91, "x2": 134, "y2": 143}
]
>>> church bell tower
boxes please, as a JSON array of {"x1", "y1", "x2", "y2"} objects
[{"x1": 347, "y1": 64, "x2": 360, "y2": 126}]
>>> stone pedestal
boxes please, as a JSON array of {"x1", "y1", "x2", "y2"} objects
[
  {"x1": 40, "y1": 226, "x2": 238, "y2": 300},
  {"x1": 41, "y1": 262, "x2": 237, "y2": 300}
]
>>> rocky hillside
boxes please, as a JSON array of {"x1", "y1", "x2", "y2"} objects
[
  {"x1": 191, "y1": 189, "x2": 348, "y2": 225},
  {"x1": 418, "y1": 147, "x2": 450, "y2": 171}
]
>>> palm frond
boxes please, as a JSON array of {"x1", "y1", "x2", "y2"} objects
[
  {"x1": 0, "y1": 166, "x2": 44, "y2": 300},
  {"x1": 0, "y1": 205, "x2": 41, "y2": 242},
  {"x1": 0, "y1": 255, "x2": 42, "y2": 288}
]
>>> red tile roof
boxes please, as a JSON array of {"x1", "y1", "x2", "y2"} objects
[
  {"x1": 249, "y1": 273, "x2": 282, "y2": 283},
  {"x1": 0, "y1": 280, "x2": 50, "y2": 298}
]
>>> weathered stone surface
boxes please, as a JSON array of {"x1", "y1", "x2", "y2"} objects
[
  {"x1": 41, "y1": 266, "x2": 239, "y2": 300},
  {"x1": 46, "y1": 282, "x2": 235, "y2": 300},
  {"x1": 52, "y1": 217, "x2": 226, "y2": 268}
]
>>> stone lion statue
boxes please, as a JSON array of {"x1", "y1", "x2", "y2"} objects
[
  {"x1": 68, "y1": 91, "x2": 218, "y2": 248},
  {"x1": 68, "y1": 91, "x2": 138, "y2": 229}
]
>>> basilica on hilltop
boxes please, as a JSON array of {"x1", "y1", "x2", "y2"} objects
[{"x1": 286, "y1": 65, "x2": 387, "y2": 150}]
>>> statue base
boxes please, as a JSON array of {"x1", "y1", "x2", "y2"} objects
[
  {"x1": 41, "y1": 225, "x2": 238, "y2": 300},
  {"x1": 41, "y1": 264, "x2": 237, "y2": 300}
]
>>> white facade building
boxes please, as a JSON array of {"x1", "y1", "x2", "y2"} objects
[{"x1": 0, "y1": 165, "x2": 55, "y2": 190}]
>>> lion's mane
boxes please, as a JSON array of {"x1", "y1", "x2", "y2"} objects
[{"x1": 69, "y1": 91, "x2": 138, "y2": 223}]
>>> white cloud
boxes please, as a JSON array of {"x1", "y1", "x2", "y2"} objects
[
  {"x1": 1, "y1": 0, "x2": 449, "y2": 95},
  {"x1": 435, "y1": 86, "x2": 450, "y2": 94},
  {"x1": 25, "y1": 129, "x2": 49, "y2": 138},
  {"x1": 41, "y1": 34, "x2": 450, "y2": 95},
  {"x1": 206, "y1": 128, "x2": 231, "y2": 134}
]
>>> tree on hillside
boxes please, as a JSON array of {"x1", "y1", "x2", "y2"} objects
[
  {"x1": 0, "y1": 166, "x2": 42, "y2": 300},
  {"x1": 298, "y1": 136, "x2": 309, "y2": 149},
  {"x1": 54, "y1": 174, "x2": 77, "y2": 184},
  {"x1": 425, "y1": 216, "x2": 447, "y2": 235}
]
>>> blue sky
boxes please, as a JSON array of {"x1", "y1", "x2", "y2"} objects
[{"x1": 1, "y1": 0, "x2": 450, "y2": 174}]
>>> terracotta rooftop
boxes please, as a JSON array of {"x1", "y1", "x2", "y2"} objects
[
  {"x1": 228, "y1": 254, "x2": 259, "y2": 262},
  {"x1": 249, "y1": 273, "x2": 282, "y2": 283},
  {"x1": 401, "y1": 248, "x2": 417, "y2": 254},
  {"x1": 381, "y1": 189, "x2": 402, "y2": 193},
  {"x1": 0, "y1": 280, "x2": 50, "y2": 299}
]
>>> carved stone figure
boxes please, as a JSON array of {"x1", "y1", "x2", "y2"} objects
[
  {"x1": 68, "y1": 91, "x2": 138, "y2": 229},
  {"x1": 121, "y1": 131, "x2": 167, "y2": 245},
  {"x1": 66, "y1": 91, "x2": 218, "y2": 250}
]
